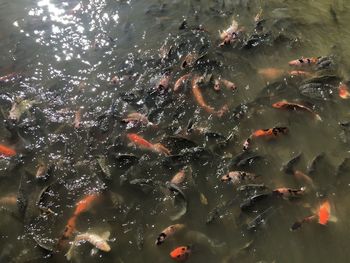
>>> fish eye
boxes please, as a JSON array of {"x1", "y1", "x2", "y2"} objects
[
  {"x1": 177, "y1": 255, "x2": 181, "y2": 258},
  {"x1": 181, "y1": 247, "x2": 186, "y2": 251}
]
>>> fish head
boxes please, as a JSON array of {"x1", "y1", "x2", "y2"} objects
[{"x1": 272, "y1": 101, "x2": 286, "y2": 108}]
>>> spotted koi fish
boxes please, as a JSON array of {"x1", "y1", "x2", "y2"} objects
[
  {"x1": 272, "y1": 100, "x2": 322, "y2": 121},
  {"x1": 288, "y1": 57, "x2": 319, "y2": 66},
  {"x1": 170, "y1": 245, "x2": 191, "y2": 261},
  {"x1": 155, "y1": 224, "x2": 185, "y2": 245},
  {"x1": 243, "y1": 127, "x2": 288, "y2": 150}
]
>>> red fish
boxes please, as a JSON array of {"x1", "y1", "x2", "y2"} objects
[
  {"x1": 127, "y1": 133, "x2": 154, "y2": 149},
  {"x1": 0, "y1": 144, "x2": 16, "y2": 157},
  {"x1": 170, "y1": 246, "x2": 191, "y2": 261},
  {"x1": 318, "y1": 200, "x2": 330, "y2": 225},
  {"x1": 272, "y1": 100, "x2": 322, "y2": 121},
  {"x1": 192, "y1": 76, "x2": 215, "y2": 114},
  {"x1": 288, "y1": 57, "x2": 318, "y2": 66},
  {"x1": 338, "y1": 83, "x2": 350, "y2": 99}
]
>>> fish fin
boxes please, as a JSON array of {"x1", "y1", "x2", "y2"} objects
[
  {"x1": 315, "y1": 114, "x2": 322, "y2": 121},
  {"x1": 65, "y1": 242, "x2": 75, "y2": 261},
  {"x1": 329, "y1": 215, "x2": 338, "y2": 223},
  {"x1": 100, "y1": 231, "x2": 111, "y2": 240}
]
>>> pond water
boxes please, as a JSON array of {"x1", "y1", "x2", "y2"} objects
[{"x1": 1, "y1": 0, "x2": 350, "y2": 262}]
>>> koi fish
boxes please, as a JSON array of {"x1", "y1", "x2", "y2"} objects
[
  {"x1": 221, "y1": 171, "x2": 258, "y2": 184},
  {"x1": 170, "y1": 169, "x2": 186, "y2": 185},
  {"x1": 191, "y1": 76, "x2": 216, "y2": 114},
  {"x1": 170, "y1": 246, "x2": 191, "y2": 261},
  {"x1": 155, "y1": 224, "x2": 185, "y2": 245},
  {"x1": 213, "y1": 79, "x2": 221, "y2": 91},
  {"x1": 66, "y1": 231, "x2": 111, "y2": 260},
  {"x1": 318, "y1": 200, "x2": 330, "y2": 225},
  {"x1": 338, "y1": 82, "x2": 350, "y2": 99},
  {"x1": 62, "y1": 194, "x2": 100, "y2": 239},
  {"x1": 219, "y1": 19, "x2": 239, "y2": 46},
  {"x1": 258, "y1": 68, "x2": 285, "y2": 81},
  {"x1": 220, "y1": 79, "x2": 237, "y2": 90},
  {"x1": 293, "y1": 170, "x2": 314, "y2": 188},
  {"x1": 122, "y1": 113, "x2": 153, "y2": 126},
  {"x1": 174, "y1": 73, "x2": 192, "y2": 92},
  {"x1": 290, "y1": 200, "x2": 332, "y2": 231},
  {"x1": 73, "y1": 109, "x2": 82, "y2": 129},
  {"x1": 289, "y1": 70, "x2": 314, "y2": 77},
  {"x1": 0, "y1": 193, "x2": 17, "y2": 205},
  {"x1": 152, "y1": 143, "x2": 171, "y2": 156},
  {"x1": 272, "y1": 187, "x2": 306, "y2": 199},
  {"x1": 127, "y1": 133, "x2": 154, "y2": 149},
  {"x1": 0, "y1": 144, "x2": 16, "y2": 157},
  {"x1": 288, "y1": 57, "x2": 318, "y2": 66},
  {"x1": 35, "y1": 162, "x2": 52, "y2": 179},
  {"x1": 243, "y1": 127, "x2": 288, "y2": 150},
  {"x1": 272, "y1": 100, "x2": 322, "y2": 121},
  {"x1": 156, "y1": 74, "x2": 171, "y2": 91}
]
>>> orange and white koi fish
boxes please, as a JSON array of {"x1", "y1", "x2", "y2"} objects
[
  {"x1": 221, "y1": 171, "x2": 258, "y2": 184},
  {"x1": 170, "y1": 245, "x2": 191, "y2": 261},
  {"x1": 272, "y1": 100, "x2": 322, "y2": 121},
  {"x1": 220, "y1": 79, "x2": 237, "y2": 90},
  {"x1": 174, "y1": 73, "x2": 192, "y2": 92},
  {"x1": 272, "y1": 187, "x2": 306, "y2": 199},
  {"x1": 0, "y1": 144, "x2": 16, "y2": 157},
  {"x1": 155, "y1": 224, "x2": 185, "y2": 245},
  {"x1": 66, "y1": 231, "x2": 111, "y2": 260},
  {"x1": 243, "y1": 127, "x2": 288, "y2": 150},
  {"x1": 288, "y1": 57, "x2": 318, "y2": 66},
  {"x1": 219, "y1": 19, "x2": 239, "y2": 46},
  {"x1": 170, "y1": 169, "x2": 186, "y2": 185},
  {"x1": 338, "y1": 82, "x2": 350, "y2": 99},
  {"x1": 258, "y1": 68, "x2": 285, "y2": 81},
  {"x1": 127, "y1": 133, "x2": 170, "y2": 155}
]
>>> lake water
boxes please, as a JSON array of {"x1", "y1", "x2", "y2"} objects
[{"x1": 1, "y1": 0, "x2": 350, "y2": 262}]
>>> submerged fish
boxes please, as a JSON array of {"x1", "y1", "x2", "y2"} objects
[
  {"x1": 258, "y1": 68, "x2": 285, "y2": 81},
  {"x1": 338, "y1": 82, "x2": 350, "y2": 99},
  {"x1": 174, "y1": 74, "x2": 192, "y2": 92},
  {"x1": 272, "y1": 187, "x2": 306, "y2": 199},
  {"x1": 272, "y1": 100, "x2": 322, "y2": 121},
  {"x1": 288, "y1": 57, "x2": 319, "y2": 67},
  {"x1": 155, "y1": 224, "x2": 185, "y2": 245},
  {"x1": 221, "y1": 171, "x2": 258, "y2": 185},
  {"x1": 0, "y1": 144, "x2": 16, "y2": 157},
  {"x1": 170, "y1": 245, "x2": 191, "y2": 261},
  {"x1": 66, "y1": 231, "x2": 111, "y2": 260},
  {"x1": 170, "y1": 169, "x2": 186, "y2": 185},
  {"x1": 291, "y1": 200, "x2": 333, "y2": 231},
  {"x1": 9, "y1": 98, "x2": 36, "y2": 122}
]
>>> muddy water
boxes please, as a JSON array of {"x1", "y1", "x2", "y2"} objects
[{"x1": 1, "y1": 0, "x2": 350, "y2": 262}]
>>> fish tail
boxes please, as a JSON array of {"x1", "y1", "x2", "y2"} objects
[{"x1": 315, "y1": 114, "x2": 322, "y2": 122}]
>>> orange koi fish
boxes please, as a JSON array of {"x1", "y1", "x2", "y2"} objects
[
  {"x1": 174, "y1": 73, "x2": 192, "y2": 92},
  {"x1": 290, "y1": 200, "x2": 332, "y2": 231},
  {"x1": 318, "y1": 200, "x2": 330, "y2": 225},
  {"x1": 62, "y1": 216, "x2": 77, "y2": 239},
  {"x1": 258, "y1": 68, "x2": 285, "y2": 81},
  {"x1": 127, "y1": 133, "x2": 170, "y2": 155},
  {"x1": 170, "y1": 169, "x2": 186, "y2": 185},
  {"x1": 127, "y1": 133, "x2": 154, "y2": 149},
  {"x1": 288, "y1": 57, "x2": 318, "y2": 66},
  {"x1": 155, "y1": 224, "x2": 185, "y2": 245},
  {"x1": 192, "y1": 76, "x2": 215, "y2": 114},
  {"x1": 289, "y1": 70, "x2": 314, "y2": 77},
  {"x1": 272, "y1": 100, "x2": 322, "y2": 121},
  {"x1": 0, "y1": 144, "x2": 16, "y2": 157},
  {"x1": 220, "y1": 79, "x2": 237, "y2": 90},
  {"x1": 170, "y1": 246, "x2": 191, "y2": 261},
  {"x1": 243, "y1": 127, "x2": 288, "y2": 150},
  {"x1": 338, "y1": 82, "x2": 350, "y2": 99}
]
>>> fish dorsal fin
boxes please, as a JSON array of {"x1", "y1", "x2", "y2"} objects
[{"x1": 100, "y1": 231, "x2": 111, "y2": 240}]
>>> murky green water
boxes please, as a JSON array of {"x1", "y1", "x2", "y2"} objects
[{"x1": 1, "y1": 0, "x2": 350, "y2": 262}]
